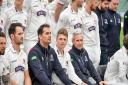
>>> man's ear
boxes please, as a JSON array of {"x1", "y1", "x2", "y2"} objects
[
  {"x1": 10, "y1": 34, "x2": 14, "y2": 39},
  {"x1": 39, "y1": 34, "x2": 42, "y2": 40}
]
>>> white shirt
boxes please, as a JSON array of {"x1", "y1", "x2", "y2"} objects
[
  {"x1": 2, "y1": 6, "x2": 27, "y2": 46},
  {"x1": 81, "y1": 8, "x2": 100, "y2": 47},
  {"x1": 2, "y1": 0, "x2": 14, "y2": 7},
  {"x1": 2, "y1": 6, "x2": 28, "y2": 30},
  {"x1": 0, "y1": 55, "x2": 10, "y2": 85},
  {"x1": 0, "y1": 0, "x2": 13, "y2": 15},
  {"x1": 0, "y1": 0, "x2": 12, "y2": 32},
  {"x1": 5, "y1": 45, "x2": 28, "y2": 85},
  {"x1": 0, "y1": 55, "x2": 10, "y2": 76},
  {"x1": 52, "y1": 47, "x2": 83, "y2": 85},
  {"x1": 57, "y1": 5, "x2": 83, "y2": 47},
  {"x1": 104, "y1": 46, "x2": 128, "y2": 84},
  {"x1": 24, "y1": 0, "x2": 49, "y2": 41}
]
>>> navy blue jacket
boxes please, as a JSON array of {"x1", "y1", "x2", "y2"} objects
[
  {"x1": 69, "y1": 46, "x2": 102, "y2": 85},
  {"x1": 95, "y1": 7, "x2": 109, "y2": 53},
  {"x1": 106, "y1": 9, "x2": 121, "y2": 57},
  {"x1": 124, "y1": 10, "x2": 128, "y2": 36},
  {"x1": 28, "y1": 42, "x2": 72, "y2": 85}
]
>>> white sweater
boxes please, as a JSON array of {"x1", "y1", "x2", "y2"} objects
[{"x1": 105, "y1": 46, "x2": 128, "y2": 84}]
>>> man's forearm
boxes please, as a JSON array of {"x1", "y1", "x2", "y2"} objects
[
  {"x1": 25, "y1": 78, "x2": 32, "y2": 85},
  {"x1": 24, "y1": 70, "x2": 32, "y2": 85}
]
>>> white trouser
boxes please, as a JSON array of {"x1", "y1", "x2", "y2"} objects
[
  {"x1": 52, "y1": 73, "x2": 65, "y2": 85},
  {"x1": 23, "y1": 39, "x2": 37, "y2": 55},
  {"x1": 84, "y1": 45, "x2": 100, "y2": 69}
]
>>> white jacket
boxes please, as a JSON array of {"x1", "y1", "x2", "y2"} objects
[
  {"x1": 104, "y1": 46, "x2": 128, "y2": 84},
  {"x1": 52, "y1": 47, "x2": 83, "y2": 85}
]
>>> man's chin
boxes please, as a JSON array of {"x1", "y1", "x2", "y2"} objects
[
  {"x1": 48, "y1": 41, "x2": 51, "y2": 44},
  {"x1": 0, "y1": 52, "x2": 5, "y2": 55}
]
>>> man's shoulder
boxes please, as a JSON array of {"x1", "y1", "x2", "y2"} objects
[
  {"x1": 60, "y1": 8, "x2": 70, "y2": 17},
  {"x1": 28, "y1": 44, "x2": 40, "y2": 56},
  {"x1": 116, "y1": 12, "x2": 121, "y2": 18},
  {"x1": 68, "y1": 48, "x2": 73, "y2": 54},
  {"x1": 125, "y1": 10, "x2": 128, "y2": 15}
]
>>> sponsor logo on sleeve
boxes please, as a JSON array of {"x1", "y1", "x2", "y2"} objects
[{"x1": 31, "y1": 56, "x2": 38, "y2": 61}]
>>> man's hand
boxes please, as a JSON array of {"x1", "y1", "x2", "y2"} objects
[
  {"x1": 11, "y1": 80, "x2": 17, "y2": 85},
  {"x1": 99, "y1": 81, "x2": 108, "y2": 85},
  {"x1": 81, "y1": 82, "x2": 88, "y2": 85}
]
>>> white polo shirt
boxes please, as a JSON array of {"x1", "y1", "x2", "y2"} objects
[
  {"x1": 5, "y1": 45, "x2": 28, "y2": 85},
  {"x1": 81, "y1": 8, "x2": 100, "y2": 47},
  {"x1": 57, "y1": 5, "x2": 83, "y2": 47},
  {"x1": 2, "y1": 6, "x2": 27, "y2": 46},
  {"x1": 24, "y1": 0, "x2": 49, "y2": 41}
]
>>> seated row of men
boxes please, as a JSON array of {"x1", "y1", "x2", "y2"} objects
[{"x1": 0, "y1": 23, "x2": 128, "y2": 85}]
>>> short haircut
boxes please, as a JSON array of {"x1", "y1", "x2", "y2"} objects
[
  {"x1": 8, "y1": 23, "x2": 23, "y2": 37},
  {"x1": 0, "y1": 32, "x2": 6, "y2": 38},
  {"x1": 37, "y1": 24, "x2": 50, "y2": 36},
  {"x1": 57, "y1": 28, "x2": 68, "y2": 38},
  {"x1": 72, "y1": 31, "x2": 83, "y2": 40}
]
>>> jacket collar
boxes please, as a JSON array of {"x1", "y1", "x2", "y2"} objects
[
  {"x1": 108, "y1": 9, "x2": 116, "y2": 14},
  {"x1": 95, "y1": 7, "x2": 105, "y2": 13},
  {"x1": 72, "y1": 45, "x2": 84, "y2": 55},
  {"x1": 37, "y1": 42, "x2": 51, "y2": 54}
]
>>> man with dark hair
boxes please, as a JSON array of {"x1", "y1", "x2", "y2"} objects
[
  {"x1": 5, "y1": 23, "x2": 32, "y2": 85},
  {"x1": 95, "y1": 0, "x2": 111, "y2": 65},
  {"x1": 28, "y1": 24, "x2": 72, "y2": 85},
  {"x1": 104, "y1": 34, "x2": 128, "y2": 85},
  {"x1": 123, "y1": 10, "x2": 128, "y2": 36},
  {"x1": 0, "y1": 32, "x2": 10, "y2": 85},
  {"x1": 8, "y1": 23, "x2": 23, "y2": 37},
  {"x1": 107, "y1": 0, "x2": 121, "y2": 58}
]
